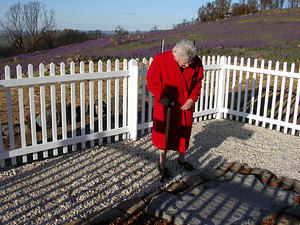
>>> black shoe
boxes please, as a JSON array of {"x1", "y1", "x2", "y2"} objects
[
  {"x1": 158, "y1": 164, "x2": 172, "y2": 178},
  {"x1": 178, "y1": 159, "x2": 194, "y2": 171}
]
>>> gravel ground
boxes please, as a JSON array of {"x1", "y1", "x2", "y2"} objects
[{"x1": 0, "y1": 119, "x2": 299, "y2": 225}]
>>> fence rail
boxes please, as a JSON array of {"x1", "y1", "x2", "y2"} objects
[{"x1": 0, "y1": 55, "x2": 299, "y2": 168}]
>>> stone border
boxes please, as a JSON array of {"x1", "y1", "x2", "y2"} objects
[{"x1": 65, "y1": 162, "x2": 300, "y2": 225}]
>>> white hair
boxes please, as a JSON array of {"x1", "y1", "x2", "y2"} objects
[{"x1": 172, "y1": 39, "x2": 197, "y2": 62}]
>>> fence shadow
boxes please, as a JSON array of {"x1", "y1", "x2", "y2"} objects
[
  {"x1": 3, "y1": 117, "x2": 298, "y2": 225},
  {"x1": 148, "y1": 120, "x2": 297, "y2": 224},
  {"x1": 186, "y1": 119, "x2": 254, "y2": 170},
  {"x1": 151, "y1": 166, "x2": 296, "y2": 225},
  {"x1": 0, "y1": 125, "x2": 180, "y2": 224},
  {"x1": 0, "y1": 118, "x2": 257, "y2": 225}
]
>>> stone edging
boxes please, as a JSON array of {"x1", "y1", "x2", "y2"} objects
[{"x1": 65, "y1": 161, "x2": 300, "y2": 225}]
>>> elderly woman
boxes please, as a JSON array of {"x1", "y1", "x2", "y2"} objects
[{"x1": 146, "y1": 39, "x2": 204, "y2": 178}]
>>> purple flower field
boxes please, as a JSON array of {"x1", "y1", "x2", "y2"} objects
[{"x1": 1, "y1": 8, "x2": 299, "y2": 79}]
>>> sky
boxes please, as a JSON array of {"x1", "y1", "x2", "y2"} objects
[{"x1": 0, "y1": 0, "x2": 237, "y2": 31}]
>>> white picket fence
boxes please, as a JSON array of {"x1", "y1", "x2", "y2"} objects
[{"x1": 0, "y1": 56, "x2": 299, "y2": 168}]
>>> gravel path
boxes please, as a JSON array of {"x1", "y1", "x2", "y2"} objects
[{"x1": 0, "y1": 119, "x2": 299, "y2": 225}]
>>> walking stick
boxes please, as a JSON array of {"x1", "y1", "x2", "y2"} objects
[{"x1": 161, "y1": 105, "x2": 172, "y2": 182}]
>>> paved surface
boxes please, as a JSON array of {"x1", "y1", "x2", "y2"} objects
[
  {"x1": 147, "y1": 172, "x2": 297, "y2": 225},
  {"x1": 66, "y1": 162, "x2": 300, "y2": 225}
]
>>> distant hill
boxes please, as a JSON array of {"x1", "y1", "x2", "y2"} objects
[{"x1": 1, "y1": 8, "x2": 299, "y2": 78}]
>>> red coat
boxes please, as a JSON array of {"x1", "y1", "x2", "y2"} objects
[{"x1": 146, "y1": 50, "x2": 204, "y2": 153}]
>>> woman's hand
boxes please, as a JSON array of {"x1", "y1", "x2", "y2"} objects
[
  {"x1": 180, "y1": 99, "x2": 193, "y2": 110},
  {"x1": 160, "y1": 98, "x2": 172, "y2": 108}
]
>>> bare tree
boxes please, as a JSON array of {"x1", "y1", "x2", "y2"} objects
[
  {"x1": 0, "y1": 1, "x2": 55, "y2": 53},
  {"x1": 115, "y1": 25, "x2": 129, "y2": 36},
  {"x1": 260, "y1": 0, "x2": 274, "y2": 9},
  {"x1": 150, "y1": 25, "x2": 158, "y2": 32},
  {"x1": 0, "y1": 3, "x2": 25, "y2": 53},
  {"x1": 248, "y1": 0, "x2": 259, "y2": 13},
  {"x1": 23, "y1": 1, "x2": 55, "y2": 51},
  {"x1": 215, "y1": 0, "x2": 231, "y2": 18},
  {"x1": 198, "y1": 2, "x2": 216, "y2": 22},
  {"x1": 288, "y1": 0, "x2": 299, "y2": 7},
  {"x1": 279, "y1": 0, "x2": 285, "y2": 8}
]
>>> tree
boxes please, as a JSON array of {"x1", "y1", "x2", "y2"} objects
[
  {"x1": 288, "y1": 0, "x2": 299, "y2": 7},
  {"x1": 55, "y1": 29, "x2": 89, "y2": 46},
  {"x1": 247, "y1": 0, "x2": 258, "y2": 12},
  {"x1": 94, "y1": 30, "x2": 103, "y2": 38},
  {"x1": 231, "y1": 3, "x2": 241, "y2": 16},
  {"x1": 232, "y1": 1, "x2": 258, "y2": 17},
  {"x1": 115, "y1": 25, "x2": 129, "y2": 36},
  {"x1": 198, "y1": 2, "x2": 216, "y2": 22},
  {"x1": 23, "y1": 1, "x2": 55, "y2": 51},
  {"x1": 150, "y1": 25, "x2": 158, "y2": 32},
  {"x1": 260, "y1": 0, "x2": 275, "y2": 9},
  {"x1": 0, "y1": 1, "x2": 55, "y2": 53},
  {"x1": 87, "y1": 30, "x2": 103, "y2": 39},
  {"x1": 278, "y1": 0, "x2": 285, "y2": 8},
  {"x1": 41, "y1": 30, "x2": 56, "y2": 49},
  {"x1": 0, "y1": 3, "x2": 25, "y2": 53},
  {"x1": 214, "y1": 0, "x2": 231, "y2": 19}
]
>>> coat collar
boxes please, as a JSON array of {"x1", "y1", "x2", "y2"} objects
[{"x1": 167, "y1": 50, "x2": 195, "y2": 90}]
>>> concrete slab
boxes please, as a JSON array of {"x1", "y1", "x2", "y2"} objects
[{"x1": 146, "y1": 173, "x2": 297, "y2": 225}]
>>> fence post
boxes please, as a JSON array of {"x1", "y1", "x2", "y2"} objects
[
  {"x1": 128, "y1": 59, "x2": 139, "y2": 140},
  {"x1": 216, "y1": 56, "x2": 227, "y2": 119},
  {"x1": 161, "y1": 39, "x2": 165, "y2": 53}
]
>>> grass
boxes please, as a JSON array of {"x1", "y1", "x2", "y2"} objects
[
  {"x1": 1, "y1": 6, "x2": 299, "y2": 139},
  {"x1": 0, "y1": 8, "x2": 299, "y2": 79}
]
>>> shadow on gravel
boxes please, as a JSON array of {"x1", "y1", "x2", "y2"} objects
[
  {"x1": 145, "y1": 120, "x2": 298, "y2": 225},
  {"x1": 187, "y1": 119, "x2": 254, "y2": 169},
  {"x1": 0, "y1": 119, "x2": 272, "y2": 225},
  {"x1": 0, "y1": 131, "x2": 160, "y2": 224},
  {"x1": 147, "y1": 167, "x2": 297, "y2": 225}
]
